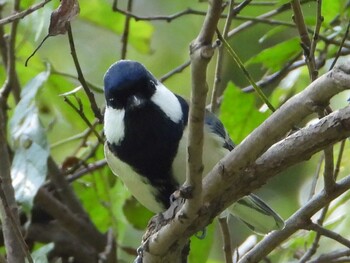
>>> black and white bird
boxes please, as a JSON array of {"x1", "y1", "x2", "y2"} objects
[{"x1": 103, "y1": 60, "x2": 284, "y2": 234}]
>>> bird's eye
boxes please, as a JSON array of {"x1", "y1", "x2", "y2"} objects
[{"x1": 150, "y1": 80, "x2": 157, "y2": 87}]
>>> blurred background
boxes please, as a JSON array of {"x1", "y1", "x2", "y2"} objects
[{"x1": 1, "y1": 0, "x2": 350, "y2": 262}]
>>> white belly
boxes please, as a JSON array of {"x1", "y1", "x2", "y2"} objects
[
  {"x1": 104, "y1": 127, "x2": 228, "y2": 214},
  {"x1": 104, "y1": 143, "x2": 164, "y2": 213}
]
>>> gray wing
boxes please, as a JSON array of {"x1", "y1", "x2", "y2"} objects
[
  {"x1": 228, "y1": 194, "x2": 285, "y2": 234},
  {"x1": 204, "y1": 110, "x2": 235, "y2": 151},
  {"x1": 204, "y1": 111, "x2": 284, "y2": 234}
]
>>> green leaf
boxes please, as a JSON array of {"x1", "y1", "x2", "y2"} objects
[
  {"x1": 9, "y1": 69, "x2": 50, "y2": 211},
  {"x1": 31, "y1": 243, "x2": 54, "y2": 263},
  {"x1": 322, "y1": 0, "x2": 341, "y2": 25},
  {"x1": 246, "y1": 37, "x2": 300, "y2": 71},
  {"x1": 79, "y1": 0, "x2": 153, "y2": 53},
  {"x1": 189, "y1": 223, "x2": 215, "y2": 263},
  {"x1": 123, "y1": 197, "x2": 153, "y2": 230},
  {"x1": 128, "y1": 19, "x2": 154, "y2": 53},
  {"x1": 73, "y1": 168, "x2": 115, "y2": 233},
  {"x1": 220, "y1": 82, "x2": 269, "y2": 142},
  {"x1": 258, "y1": 26, "x2": 286, "y2": 44},
  {"x1": 277, "y1": 0, "x2": 292, "y2": 6}
]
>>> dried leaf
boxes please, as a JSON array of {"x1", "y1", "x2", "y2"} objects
[{"x1": 49, "y1": 0, "x2": 80, "y2": 36}]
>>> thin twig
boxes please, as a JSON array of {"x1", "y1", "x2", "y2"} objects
[
  {"x1": 0, "y1": 0, "x2": 52, "y2": 26},
  {"x1": 291, "y1": 0, "x2": 317, "y2": 81},
  {"x1": 63, "y1": 96, "x2": 103, "y2": 144},
  {"x1": 308, "y1": 154, "x2": 324, "y2": 200},
  {"x1": 329, "y1": 19, "x2": 350, "y2": 70},
  {"x1": 323, "y1": 146, "x2": 335, "y2": 192},
  {"x1": 51, "y1": 68, "x2": 103, "y2": 93},
  {"x1": 217, "y1": 30, "x2": 275, "y2": 112},
  {"x1": 0, "y1": 185, "x2": 33, "y2": 263},
  {"x1": 210, "y1": 0, "x2": 235, "y2": 113},
  {"x1": 44, "y1": 159, "x2": 107, "y2": 189},
  {"x1": 309, "y1": 0, "x2": 323, "y2": 77},
  {"x1": 298, "y1": 213, "x2": 326, "y2": 263},
  {"x1": 242, "y1": 52, "x2": 302, "y2": 93},
  {"x1": 309, "y1": 249, "x2": 350, "y2": 263},
  {"x1": 241, "y1": 47, "x2": 350, "y2": 93},
  {"x1": 318, "y1": 108, "x2": 335, "y2": 193},
  {"x1": 334, "y1": 140, "x2": 346, "y2": 180},
  {"x1": 219, "y1": 216, "x2": 233, "y2": 263},
  {"x1": 307, "y1": 223, "x2": 350, "y2": 248},
  {"x1": 47, "y1": 157, "x2": 90, "y2": 216},
  {"x1": 50, "y1": 126, "x2": 95, "y2": 149},
  {"x1": 35, "y1": 187, "x2": 107, "y2": 252},
  {"x1": 0, "y1": 5, "x2": 8, "y2": 65},
  {"x1": 66, "y1": 23, "x2": 103, "y2": 123},
  {"x1": 233, "y1": 14, "x2": 295, "y2": 27},
  {"x1": 239, "y1": 175, "x2": 350, "y2": 263},
  {"x1": 113, "y1": 7, "x2": 209, "y2": 22},
  {"x1": 231, "y1": 0, "x2": 252, "y2": 15},
  {"x1": 63, "y1": 137, "x2": 103, "y2": 175},
  {"x1": 120, "y1": 0, "x2": 133, "y2": 59},
  {"x1": 0, "y1": 0, "x2": 21, "y2": 102},
  {"x1": 159, "y1": 60, "x2": 191, "y2": 82},
  {"x1": 227, "y1": 0, "x2": 314, "y2": 37},
  {"x1": 302, "y1": 138, "x2": 347, "y2": 261}
]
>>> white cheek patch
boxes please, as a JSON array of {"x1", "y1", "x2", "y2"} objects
[
  {"x1": 104, "y1": 106, "x2": 125, "y2": 145},
  {"x1": 151, "y1": 83, "x2": 183, "y2": 123}
]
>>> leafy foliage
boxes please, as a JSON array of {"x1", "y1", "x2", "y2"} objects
[
  {"x1": 220, "y1": 82, "x2": 269, "y2": 142},
  {"x1": 245, "y1": 38, "x2": 301, "y2": 72},
  {"x1": 9, "y1": 70, "x2": 50, "y2": 210},
  {"x1": 1, "y1": 0, "x2": 350, "y2": 262}
]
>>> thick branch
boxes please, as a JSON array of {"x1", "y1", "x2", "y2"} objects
[
  {"x1": 239, "y1": 175, "x2": 350, "y2": 263},
  {"x1": 0, "y1": 110, "x2": 26, "y2": 263},
  {"x1": 184, "y1": 0, "x2": 224, "y2": 220},
  {"x1": 178, "y1": 103, "x2": 350, "y2": 243},
  {"x1": 203, "y1": 63, "x2": 350, "y2": 206},
  {"x1": 143, "y1": 62, "x2": 350, "y2": 261},
  {"x1": 35, "y1": 188, "x2": 106, "y2": 252},
  {"x1": 141, "y1": 1, "x2": 224, "y2": 261}
]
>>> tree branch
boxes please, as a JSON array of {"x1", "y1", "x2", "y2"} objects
[
  {"x1": 0, "y1": 0, "x2": 52, "y2": 26},
  {"x1": 183, "y1": 0, "x2": 224, "y2": 222},
  {"x1": 239, "y1": 175, "x2": 350, "y2": 263},
  {"x1": 203, "y1": 64, "x2": 350, "y2": 208},
  {"x1": 141, "y1": 62, "x2": 350, "y2": 262},
  {"x1": 306, "y1": 222, "x2": 350, "y2": 249},
  {"x1": 0, "y1": 110, "x2": 26, "y2": 263},
  {"x1": 139, "y1": 1, "x2": 224, "y2": 261},
  {"x1": 66, "y1": 23, "x2": 103, "y2": 123},
  {"x1": 35, "y1": 187, "x2": 107, "y2": 252}
]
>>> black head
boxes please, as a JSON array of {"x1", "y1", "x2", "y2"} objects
[{"x1": 104, "y1": 60, "x2": 158, "y2": 109}]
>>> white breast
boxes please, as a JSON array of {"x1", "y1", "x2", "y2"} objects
[{"x1": 104, "y1": 143, "x2": 164, "y2": 213}]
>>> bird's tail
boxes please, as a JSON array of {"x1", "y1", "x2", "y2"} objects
[{"x1": 227, "y1": 194, "x2": 285, "y2": 235}]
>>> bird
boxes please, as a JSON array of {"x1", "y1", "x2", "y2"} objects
[{"x1": 103, "y1": 60, "x2": 284, "y2": 234}]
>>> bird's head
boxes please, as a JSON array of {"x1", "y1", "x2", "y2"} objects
[
  {"x1": 104, "y1": 60, "x2": 158, "y2": 110},
  {"x1": 103, "y1": 60, "x2": 185, "y2": 145}
]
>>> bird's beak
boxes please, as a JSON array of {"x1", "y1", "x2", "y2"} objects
[{"x1": 127, "y1": 95, "x2": 145, "y2": 110}]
